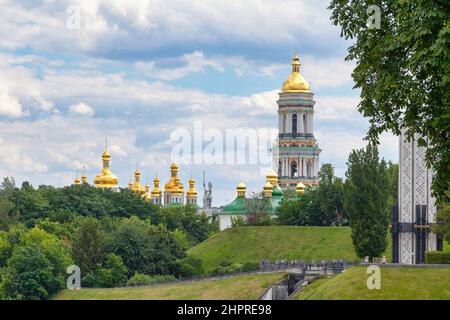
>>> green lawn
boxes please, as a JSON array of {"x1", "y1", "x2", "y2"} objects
[
  {"x1": 294, "y1": 267, "x2": 450, "y2": 300},
  {"x1": 54, "y1": 272, "x2": 285, "y2": 300},
  {"x1": 188, "y1": 226, "x2": 391, "y2": 273}
]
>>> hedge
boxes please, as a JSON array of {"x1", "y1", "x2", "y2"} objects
[{"x1": 425, "y1": 251, "x2": 450, "y2": 264}]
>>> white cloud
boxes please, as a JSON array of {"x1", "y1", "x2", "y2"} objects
[
  {"x1": 0, "y1": 87, "x2": 27, "y2": 118},
  {"x1": 69, "y1": 102, "x2": 95, "y2": 117}
]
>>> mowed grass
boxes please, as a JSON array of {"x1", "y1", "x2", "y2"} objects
[
  {"x1": 294, "y1": 267, "x2": 450, "y2": 300},
  {"x1": 54, "y1": 272, "x2": 285, "y2": 300},
  {"x1": 188, "y1": 226, "x2": 391, "y2": 273}
]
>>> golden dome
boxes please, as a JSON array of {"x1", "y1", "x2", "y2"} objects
[
  {"x1": 81, "y1": 166, "x2": 87, "y2": 185},
  {"x1": 151, "y1": 176, "x2": 162, "y2": 197},
  {"x1": 187, "y1": 177, "x2": 197, "y2": 198},
  {"x1": 165, "y1": 163, "x2": 184, "y2": 194},
  {"x1": 296, "y1": 182, "x2": 306, "y2": 196},
  {"x1": 94, "y1": 141, "x2": 118, "y2": 189},
  {"x1": 74, "y1": 176, "x2": 81, "y2": 185},
  {"x1": 237, "y1": 182, "x2": 247, "y2": 197},
  {"x1": 263, "y1": 181, "x2": 273, "y2": 198},
  {"x1": 282, "y1": 53, "x2": 311, "y2": 93},
  {"x1": 266, "y1": 169, "x2": 278, "y2": 187}
]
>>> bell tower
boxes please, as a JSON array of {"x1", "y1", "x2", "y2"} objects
[{"x1": 274, "y1": 53, "x2": 321, "y2": 189}]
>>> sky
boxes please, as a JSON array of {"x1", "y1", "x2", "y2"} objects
[{"x1": 0, "y1": 0, "x2": 398, "y2": 206}]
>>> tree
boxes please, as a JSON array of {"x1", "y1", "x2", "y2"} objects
[
  {"x1": 105, "y1": 217, "x2": 184, "y2": 276},
  {"x1": 276, "y1": 188, "x2": 322, "y2": 226},
  {"x1": 244, "y1": 192, "x2": 272, "y2": 226},
  {"x1": 434, "y1": 192, "x2": 450, "y2": 243},
  {"x1": 329, "y1": 0, "x2": 450, "y2": 202},
  {"x1": 0, "y1": 227, "x2": 72, "y2": 299},
  {"x1": 386, "y1": 161, "x2": 399, "y2": 208},
  {"x1": 71, "y1": 217, "x2": 104, "y2": 275},
  {"x1": 317, "y1": 164, "x2": 345, "y2": 225},
  {"x1": 344, "y1": 144, "x2": 390, "y2": 259}
]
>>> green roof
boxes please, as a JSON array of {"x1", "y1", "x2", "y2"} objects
[{"x1": 221, "y1": 196, "x2": 246, "y2": 215}]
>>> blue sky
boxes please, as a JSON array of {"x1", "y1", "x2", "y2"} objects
[{"x1": 0, "y1": 0, "x2": 397, "y2": 206}]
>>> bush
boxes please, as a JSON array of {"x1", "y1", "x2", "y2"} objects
[
  {"x1": 81, "y1": 253, "x2": 127, "y2": 288},
  {"x1": 211, "y1": 261, "x2": 244, "y2": 275},
  {"x1": 242, "y1": 261, "x2": 259, "y2": 272},
  {"x1": 126, "y1": 273, "x2": 177, "y2": 287},
  {"x1": 425, "y1": 251, "x2": 450, "y2": 264},
  {"x1": 173, "y1": 256, "x2": 205, "y2": 277}
]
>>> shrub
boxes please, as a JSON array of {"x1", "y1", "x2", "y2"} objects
[
  {"x1": 173, "y1": 256, "x2": 205, "y2": 278},
  {"x1": 81, "y1": 253, "x2": 127, "y2": 288},
  {"x1": 242, "y1": 261, "x2": 259, "y2": 272},
  {"x1": 126, "y1": 273, "x2": 177, "y2": 287},
  {"x1": 425, "y1": 251, "x2": 450, "y2": 264}
]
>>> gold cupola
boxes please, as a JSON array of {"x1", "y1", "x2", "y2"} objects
[
  {"x1": 186, "y1": 176, "x2": 198, "y2": 198},
  {"x1": 282, "y1": 52, "x2": 311, "y2": 93},
  {"x1": 143, "y1": 177, "x2": 152, "y2": 201},
  {"x1": 132, "y1": 162, "x2": 146, "y2": 194},
  {"x1": 266, "y1": 169, "x2": 279, "y2": 187},
  {"x1": 263, "y1": 181, "x2": 273, "y2": 198},
  {"x1": 165, "y1": 162, "x2": 184, "y2": 193},
  {"x1": 73, "y1": 169, "x2": 81, "y2": 185},
  {"x1": 237, "y1": 182, "x2": 247, "y2": 197},
  {"x1": 151, "y1": 175, "x2": 162, "y2": 197},
  {"x1": 81, "y1": 166, "x2": 87, "y2": 185},
  {"x1": 296, "y1": 182, "x2": 306, "y2": 196},
  {"x1": 94, "y1": 139, "x2": 119, "y2": 189}
]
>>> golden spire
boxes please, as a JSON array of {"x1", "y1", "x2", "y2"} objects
[
  {"x1": 81, "y1": 165, "x2": 87, "y2": 184},
  {"x1": 266, "y1": 169, "x2": 278, "y2": 187},
  {"x1": 263, "y1": 181, "x2": 273, "y2": 198},
  {"x1": 165, "y1": 162, "x2": 184, "y2": 193},
  {"x1": 94, "y1": 138, "x2": 119, "y2": 189},
  {"x1": 282, "y1": 51, "x2": 311, "y2": 93},
  {"x1": 186, "y1": 176, "x2": 197, "y2": 198},
  {"x1": 296, "y1": 182, "x2": 306, "y2": 196},
  {"x1": 128, "y1": 175, "x2": 133, "y2": 189},
  {"x1": 73, "y1": 169, "x2": 81, "y2": 185},
  {"x1": 131, "y1": 161, "x2": 145, "y2": 194},
  {"x1": 237, "y1": 182, "x2": 247, "y2": 197},
  {"x1": 143, "y1": 177, "x2": 152, "y2": 201},
  {"x1": 151, "y1": 173, "x2": 162, "y2": 197}
]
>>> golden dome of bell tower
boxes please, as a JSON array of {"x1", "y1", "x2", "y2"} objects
[
  {"x1": 282, "y1": 52, "x2": 311, "y2": 93},
  {"x1": 94, "y1": 138, "x2": 119, "y2": 190}
]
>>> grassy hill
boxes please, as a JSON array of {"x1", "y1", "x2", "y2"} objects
[
  {"x1": 54, "y1": 272, "x2": 285, "y2": 300},
  {"x1": 188, "y1": 226, "x2": 391, "y2": 273},
  {"x1": 294, "y1": 267, "x2": 450, "y2": 300}
]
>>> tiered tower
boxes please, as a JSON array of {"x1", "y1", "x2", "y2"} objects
[
  {"x1": 274, "y1": 53, "x2": 321, "y2": 189},
  {"x1": 186, "y1": 177, "x2": 198, "y2": 206}
]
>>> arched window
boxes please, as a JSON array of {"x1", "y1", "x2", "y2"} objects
[
  {"x1": 283, "y1": 114, "x2": 287, "y2": 133},
  {"x1": 306, "y1": 160, "x2": 312, "y2": 179},
  {"x1": 290, "y1": 161, "x2": 297, "y2": 178},
  {"x1": 292, "y1": 114, "x2": 297, "y2": 134}
]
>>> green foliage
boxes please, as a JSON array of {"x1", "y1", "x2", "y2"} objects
[
  {"x1": 126, "y1": 273, "x2": 177, "y2": 287},
  {"x1": 82, "y1": 253, "x2": 128, "y2": 288},
  {"x1": 344, "y1": 144, "x2": 389, "y2": 259},
  {"x1": 277, "y1": 188, "x2": 322, "y2": 226},
  {"x1": 425, "y1": 251, "x2": 450, "y2": 264},
  {"x1": 329, "y1": 0, "x2": 450, "y2": 202},
  {"x1": 211, "y1": 260, "x2": 244, "y2": 275},
  {"x1": 386, "y1": 162, "x2": 399, "y2": 208},
  {"x1": 71, "y1": 217, "x2": 105, "y2": 275},
  {"x1": 244, "y1": 192, "x2": 272, "y2": 226},
  {"x1": 0, "y1": 227, "x2": 72, "y2": 299},
  {"x1": 105, "y1": 217, "x2": 185, "y2": 276},
  {"x1": 173, "y1": 256, "x2": 205, "y2": 277},
  {"x1": 161, "y1": 206, "x2": 213, "y2": 245},
  {"x1": 434, "y1": 196, "x2": 450, "y2": 242},
  {"x1": 276, "y1": 164, "x2": 345, "y2": 226},
  {"x1": 231, "y1": 216, "x2": 246, "y2": 228}
]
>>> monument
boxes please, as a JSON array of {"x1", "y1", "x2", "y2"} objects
[{"x1": 392, "y1": 130, "x2": 443, "y2": 264}]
